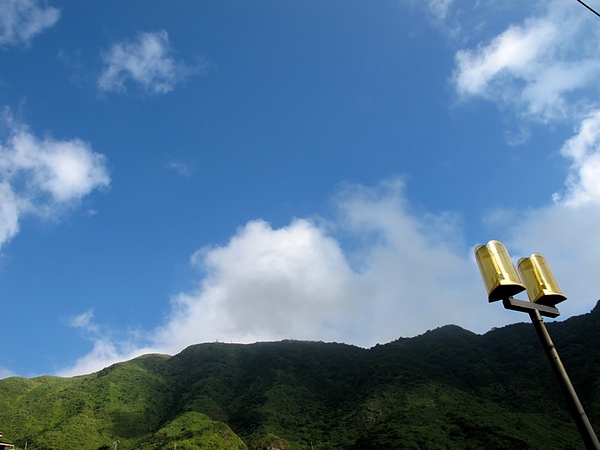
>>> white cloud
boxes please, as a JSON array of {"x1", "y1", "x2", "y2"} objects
[
  {"x1": 0, "y1": 0, "x2": 60, "y2": 47},
  {"x1": 502, "y1": 202, "x2": 600, "y2": 320},
  {"x1": 454, "y1": 21, "x2": 556, "y2": 96},
  {"x1": 58, "y1": 339, "x2": 125, "y2": 378},
  {"x1": 58, "y1": 179, "x2": 519, "y2": 376},
  {"x1": 479, "y1": 110, "x2": 600, "y2": 318},
  {"x1": 332, "y1": 180, "x2": 491, "y2": 339},
  {"x1": 69, "y1": 310, "x2": 99, "y2": 334},
  {"x1": 5, "y1": 131, "x2": 110, "y2": 203},
  {"x1": 58, "y1": 174, "x2": 600, "y2": 378},
  {"x1": 55, "y1": 1, "x2": 600, "y2": 378},
  {"x1": 554, "y1": 110, "x2": 600, "y2": 206},
  {"x1": 0, "y1": 182, "x2": 20, "y2": 246},
  {"x1": 154, "y1": 218, "x2": 365, "y2": 352},
  {"x1": 166, "y1": 159, "x2": 193, "y2": 178},
  {"x1": 0, "y1": 109, "x2": 110, "y2": 250},
  {"x1": 57, "y1": 309, "x2": 160, "y2": 377},
  {"x1": 0, "y1": 367, "x2": 16, "y2": 379},
  {"x1": 453, "y1": 0, "x2": 600, "y2": 122},
  {"x1": 98, "y1": 30, "x2": 194, "y2": 95},
  {"x1": 450, "y1": 1, "x2": 600, "y2": 320},
  {"x1": 428, "y1": 0, "x2": 452, "y2": 19}
]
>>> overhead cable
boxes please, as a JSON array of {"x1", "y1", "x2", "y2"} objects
[{"x1": 576, "y1": 0, "x2": 600, "y2": 18}]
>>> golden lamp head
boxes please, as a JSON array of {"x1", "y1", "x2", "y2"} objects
[
  {"x1": 517, "y1": 254, "x2": 567, "y2": 307},
  {"x1": 475, "y1": 240, "x2": 526, "y2": 302}
]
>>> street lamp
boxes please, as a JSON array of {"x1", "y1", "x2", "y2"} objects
[{"x1": 475, "y1": 240, "x2": 600, "y2": 450}]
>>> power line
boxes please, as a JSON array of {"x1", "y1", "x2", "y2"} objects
[{"x1": 576, "y1": 0, "x2": 600, "y2": 18}]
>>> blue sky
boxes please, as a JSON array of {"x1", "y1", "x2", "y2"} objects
[{"x1": 1, "y1": 0, "x2": 600, "y2": 377}]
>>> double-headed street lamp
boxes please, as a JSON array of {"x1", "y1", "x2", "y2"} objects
[{"x1": 475, "y1": 240, "x2": 600, "y2": 450}]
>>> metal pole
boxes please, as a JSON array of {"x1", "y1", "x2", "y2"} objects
[{"x1": 529, "y1": 309, "x2": 600, "y2": 449}]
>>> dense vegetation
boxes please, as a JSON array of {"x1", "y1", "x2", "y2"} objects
[{"x1": 0, "y1": 301, "x2": 599, "y2": 449}]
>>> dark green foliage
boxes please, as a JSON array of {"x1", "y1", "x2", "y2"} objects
[{"x1": 1, "y1": 302, "x2": 599, "y2": 449}]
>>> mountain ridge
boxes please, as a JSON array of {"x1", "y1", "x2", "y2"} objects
[{"x1": 0, "y1": 302, "x2": 598, "y2": 449}]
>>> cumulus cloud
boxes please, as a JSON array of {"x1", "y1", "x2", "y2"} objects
[
  {"x1": 154, "y1": 218, "x2": 365, "y2": 352},
  {"x1": 0, "y1": 109, "x2": 110, "y2": 250},
  {"x1": 58, "y1": 179, "x2": 518, "y2": 376},
  {"x1": 57, "y1": 0, "x2": 600, "y2": 378},
  {"x1": 59, "y1": 167, "x2": 600, "y2": 377},
  {"x1": 453, "y1": 0, "x2": 600, "y2": 121},
  {"x1": 0, "y1": 0, "x2": 60, "y2": 47},
  {"x1": 98, "y1": 30, "x2": 196, "y2": 95}
]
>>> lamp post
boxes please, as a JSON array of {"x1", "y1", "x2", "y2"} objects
[{"x1": 475, "y1": 240, "x2": 600, "y2": 450}]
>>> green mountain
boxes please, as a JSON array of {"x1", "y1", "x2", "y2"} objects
[{"x1": 1, "y1": 302, "x2": 599, "y2": 449}]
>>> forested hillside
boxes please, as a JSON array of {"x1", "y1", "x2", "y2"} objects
[{"x1": 0, "y1": 302, "x2": 598, "y2": 449}]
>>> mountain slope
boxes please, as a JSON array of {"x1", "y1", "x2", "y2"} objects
[{"x1": 0, "y1": 302, "x2": 598, "y2": 449}]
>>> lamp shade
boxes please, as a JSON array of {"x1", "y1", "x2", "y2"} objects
[
  {"x1": 475, "y1": 240, "x2": 526, "y2": 302},
  {"x1": 517, "y1": 254, "x2": 566, "y2": 306}
]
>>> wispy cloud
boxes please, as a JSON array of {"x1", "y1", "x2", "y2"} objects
[
  {"x1": 0, "y1": 367, "x2": 16, "y2": 379},
  {"x1": 554, "y1": 110, "x2": 600, "y2": 206},
  {"x1": 425, "y1": 0, "x2": 453, "y2": 22},
  {"x1": 58, "y1": 339, "x2": 126, "y2": 378},
  {"x1": 98, "y1": 30, "x2": 199, "y2": 95},
  {"x1": 0, "y1": 108, "x2": 110, "y2": 250},
  {"x1": 452, "y1": 0, "x2": 600, "y2": 122},
  {"x1": 166, "y1": 159, "x2": 194, "y2": 178},
  {"x1": 0, "y1": 0, "x2": 60, "y2": 48},
  {"x1": 447, "y1": 0, "x2": 600, "y2": 319},
  {"x1": 476, "y1": 114, "x2": 600, "y2": 317},
  {"x1": 69, "y1": 310, "x2": 99, "y2": 334}
]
